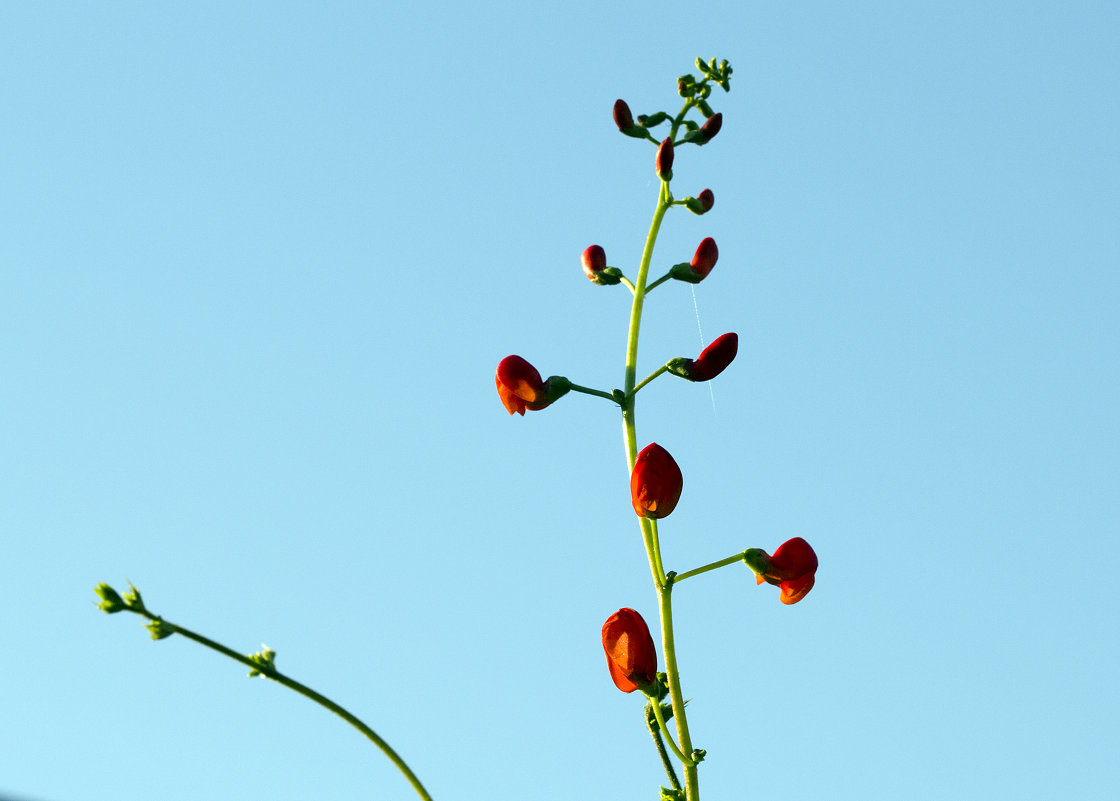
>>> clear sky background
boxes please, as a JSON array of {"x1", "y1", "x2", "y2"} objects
[{"x1": 3, "y1": 2, "x2": 1118, "y2": 800}]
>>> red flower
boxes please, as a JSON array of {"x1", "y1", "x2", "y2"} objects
[
  {"x1": 668, "y1": 332, "x2": 738, "y2": 382},
  {"x1": 602, "y1": 608, "x2": 657, "y2": 694},
  {"x1": 495, "y1": 356, "x2": 569, "y2": 415},
  {"x1": 630, "y1": 443, "x2": 683, "y2": 519},
  {"x1": 744, "y1": 537, "x2": 818, "y2": 604},
  {"x1": 581, "y1": 245, "x2": 606, "y2": 281}
]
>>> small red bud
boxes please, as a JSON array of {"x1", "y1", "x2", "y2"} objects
[
  {"x1": 698, "y1": 188, "x2": 714, "y2": 212},
  {"x1": 581, "y1": 245, "x2": 607, "y2": 280},
  {"x1": 690, "y1": 237, "x2": 718, "y2": 280},
  {"x1": 684, "y1": 333, "x2": 738, "y2": 382},
  {"x1": 630, "y1": 443, "x2": 683, "y2": 519},
  {"x1": 696, "y1": 112, "x2": 723, "y2": 144},
  {"x1": 655, "y1": 137, "x2": 674, "y2": 180},
  {"x1": 613, "y1": 99, "x2": 635, "y2": 132}
]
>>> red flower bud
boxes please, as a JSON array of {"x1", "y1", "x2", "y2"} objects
[
  {"x1": 684, "y1": 189, "x2": 715, "y2": 216},
  {"x1": 613, "y1": 99, "x2": 635, "y2": 131},
  {"x1": 696, "y1": 112, "x2": 723, "y2": 144},
  {"x1": 630, "y1": 443, "x2": 683, "y2": 519},
  {"x1": 655, "y1": 137, "x2": 674, "y2": 180},
  {"x1": 745, "y1": 537, "x2": 818, "y2": 604},
  {"x1": 495, "y1": 356, "x2": 570, "y2": 415},
  {"x1": 671, "y1": 333, "x2": 738, "y2": 382},
  {"x1": 690, "y1": 237, "x2": 718, "y2": 280},
  {"x1": 602, "y1": 608, "x2": 657, "y2": 694},
  {"x1": 581, "y1": 245, "x2": 606, "y2": 280}
]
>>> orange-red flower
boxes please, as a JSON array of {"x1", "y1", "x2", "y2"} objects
[
  {"x1": 668, "y1": 332, "x2": 738, "y2": 382},
  {"x1": 495, "y1": 356, "x2": 570, "y2": 416},
  {"x1": 630, "y1": 443, "x2": 683, "y2": 519},
  {"x1": 602, "y1": 608, "x2": 657, "y2": 694},
  {"x1": 744, "y1": 537, "x2": 818, "y2": 604}
]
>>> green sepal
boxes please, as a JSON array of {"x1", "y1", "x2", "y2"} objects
[
  {"x1": 637, "y1": 111, "x2": 669, "y2": 127},
  {"x1": 742, "y1": 547, "x2": 773, "y2": 577},
  {"x1": 668, "y1": 262, "x2": 702, "y2": 284},
  {"x1": 696, "y1": 99, "x2": 715, "y2": 118},
  {"x1": 677, "y1": 75, "x2": 696, "y2": 98},
  {"x1": 589, "y1": 266, "x2": 623, "y2": 286},
  {"x1": 146, "y1": 617, "x2": 176, "y2": 640},
  {"x1": 94, "y1": 583, "x2": 126, "y2": 614},
  {"x1": 620, "y1": 125, "x2": 649, "y2": 139},
  {"x1": 666, "y1": 357, "x2": 694, "y2": 380},
  {"x1": 541, "y1": 376, "x2": 571, "y2": 403}
]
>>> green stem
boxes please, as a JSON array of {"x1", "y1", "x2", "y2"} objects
[
  {"x1": 122, "y1": 606, "x2": 433, "y2": 801},
  {"x1": 566, "y1": 383, "x2": 621, "y2": 403},
  {"x1": 645, "y1": 701, "x2": 682, "y2": 791},
  {"x1": 657, "y1": 585, "x2": 698, "y2": 797},
  {"x1": 673, "y1": 551, "x2": 748, "y2": 584},
  {"x1": 632, "y1": 365, "x2": 668, "y2": 396},
  {"x1": 649, "y1": 692, "x2": 695, "y2": 767},
  {"x1": 644, "y1": 273, "x2": 673, "y2": 294},
  {"x1": 622, "y1": 180, "x2": 699, "y2": 801}
]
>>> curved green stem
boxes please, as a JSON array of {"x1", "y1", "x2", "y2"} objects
[
  {"x1": 116, "y1": 604, "x2": 433, "y2": 801},
  {"x1": 674, "y1": 551, "x2": 748, "y2": 584},
  {"x1": 645, "y1": 701, "x2": 682, "y2": 791},
  {"x1": 657, "y1": 585, "x2": 698, "y2": 796},
  {"x1": 649, "y1": 691, "x2": 695, "y2": 767},
  {"x1": 644, "y1": 273, "x2": 673, "y2": 294}
]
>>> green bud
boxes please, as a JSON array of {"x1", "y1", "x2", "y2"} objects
[
  {"x1": 247, "y1": 645, "x2": 277, "y2": 677},
  {"x1": 637, "y1": 111, "x2": 669, "y2": 127},
  {"x1": 691, "y1": 749, "x2": 707, "y2": 764},
  {"x1": 122, "y1": 582, "x2": 145, "y2": 611},
  {"x1": 146, "y1": 617, "x2": 176, "y2": 640},
  {"x1": 695, "y1": 56, "x2": 711, "y2": 76},
  {"x1": 696, "y1": 99, "x2": 715, "y2": 118},
  {"x1": 668, "y1": 262, "x2": 702, "y2": 284},
  {"x1": 660, "y1": 788, "x2": 685, "y2": 801},
  {"x1": 94, "y1": 583, "x2": 126, "y2": 614}
]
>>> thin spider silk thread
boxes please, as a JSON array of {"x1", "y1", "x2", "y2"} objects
[{"x1": 690, "y1": 285, "x2": 717, "y2": 417}]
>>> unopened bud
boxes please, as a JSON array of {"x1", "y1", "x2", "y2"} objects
[
  {"x1": 684, "y1": 189, "x2": 715, "y2": 215},
  {"x1": 613, "y1": 99, "x2": 634, "y2": 130},
  {"x1": 94, "y1": 583, "x2": 126, "y2": 614},
  {"x1": 695, "y1": 113, "x2": 723, "y2": 145},
  {"x1": 656, "y1": 138, "x2": 674, "y2": 181},
  {"x1": 670, "y1": 237, "x2": 718, "y2": 283}
]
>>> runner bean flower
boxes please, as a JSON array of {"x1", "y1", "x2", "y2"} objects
[
  {"x1": 602, "y1": 608, "x2": 658, "y2": 694},
  {"x1": 744, "y1": 537, "x2": 819, "y2": 605}
]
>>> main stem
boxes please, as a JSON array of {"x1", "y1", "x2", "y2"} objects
[{"x1": 623, "y1": 181, "x2": 699, "y2": 801}]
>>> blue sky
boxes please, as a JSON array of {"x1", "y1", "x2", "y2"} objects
[{"x1": 2, "y1": 2, "x2": 1118, "y2": 800}]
